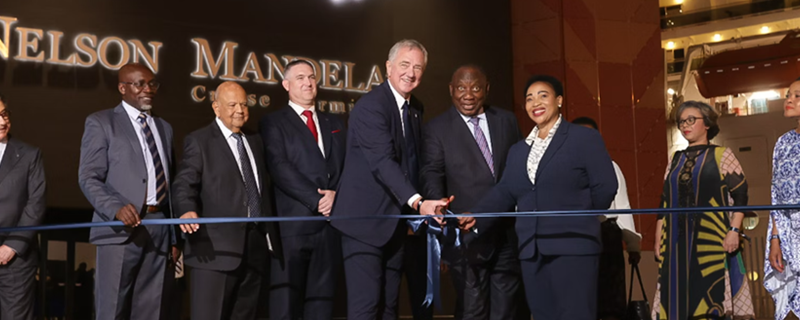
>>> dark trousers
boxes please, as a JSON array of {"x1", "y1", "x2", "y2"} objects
[
  {"x1": 0, "y1": 265, "x2": 36, "y2": 320},
  {"x1": 521, "y1": 253, "x2": 599, "y2": 320},
  {"x1": 403, "y1": 232, "x2": 432, "y2": 320},
  {"x1": 341, "y1": 223, "x2": 405, "y2": 320},
  {"x1": 270, "y1": 224, "x2": 341, "y2": 320},
  {"x1": 95, "y1": 212, "x2": 169, "y2": 320},
  {"x1": 598, "y1": 219, "x2": 627, "y2": 320},
  {"x1": 190, "y1": 225, "x2": 268, "y2": 320},
  {"x1": 449, "y1": 238, "x2": 524, "y2": 320}
]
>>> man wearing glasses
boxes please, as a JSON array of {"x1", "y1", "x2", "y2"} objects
[
  {"x1": 0, "y1": 94, "x2": 46, "y2": 320},
  {"x1": 79, "y1": 63, "x2": 178, "y2": 320}
]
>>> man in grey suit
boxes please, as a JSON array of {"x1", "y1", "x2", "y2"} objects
[
  {"x1": 0, "y1": 94, "x2": 46, "y2": 320},
  {"x1": 79, "y1": 63, "x2": 177, "y2": 320}
]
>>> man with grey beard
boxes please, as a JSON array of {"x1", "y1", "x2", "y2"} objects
[{"x1": 79, "y1": 63, "x2": 178, "y2": 320}]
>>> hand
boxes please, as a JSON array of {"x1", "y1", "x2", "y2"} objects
[
  {"x1": 458, "y1": 214, "x2": 476, "y2": 231},
  {"x1": 317, "y1": 189, "x2": 336, "y2": 217},
  {"x1": 654, "y1": 242, "x2": 662, "y2": 262},
  {"x1": 723, "y1": 230, "x2": 740, "y2": 253},
  {"x1": 0, "y1": 245, "x2": 16, "y2": 265},
  {"x1": 418, "y1": 198, "x2": 450, "y2": 225},
  {"x1": 171, "y1": 246, "x2": 181, "y2": 265},
  {"x1": 179, "y1": 211, "x2": 200, "y2": 234},
  {"x1": 628, "y1": 251, "x2": 641, "y2": 265},
  {"x1": 115, "y1": 204, "x2": 141, "y2": 227},
  {"x1": 769, "y1": 240, "x2": 784, "y2": 273}
]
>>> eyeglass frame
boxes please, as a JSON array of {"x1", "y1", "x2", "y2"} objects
[
  {"x1": 120, "y1": 81, "x2": 161, "y2": 91},
  {"x1": 676, "y1": 115, "x2": 703, "y2": 128},
  {"x1": 0, "y1": 109, "x2": 8, "y2": 120}
]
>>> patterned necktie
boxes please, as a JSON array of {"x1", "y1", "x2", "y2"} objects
[
  {"x1": 469, "y1": 117, "x2": 494, "y2": 176},
  {"x1": 302, "y1": 110, "x2": 318, "y2": 142},
  {"x1": 232, "y1": 133, "x2": 262, "y2": 218},
  {"x1": 137, "y1": 113, "x2": 167, "y2": 204},
  {"x1": 402, "y1": 102, "x2": 419, "y2": 188}
]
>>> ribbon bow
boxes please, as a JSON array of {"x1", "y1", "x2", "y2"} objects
[{"x1": 407, "y1": 211, "x2": 461, "y2": 309}]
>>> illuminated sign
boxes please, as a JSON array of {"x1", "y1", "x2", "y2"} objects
[{"x1": 0, "y1": 15, "x2": 382, "y2": 113}]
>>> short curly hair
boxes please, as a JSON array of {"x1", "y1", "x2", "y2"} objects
[{"x1": 676, "y1": 100, "x2": 720, "y2": 141}]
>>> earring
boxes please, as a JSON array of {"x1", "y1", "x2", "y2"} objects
[{"x1": 558, "y1": 105, "x2": 562, "y2": 108}]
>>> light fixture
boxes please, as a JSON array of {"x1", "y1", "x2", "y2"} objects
[
  {"x1": 666, "y1": 41, "x2": 675, "y2": 49},
  {"x1": 761, "y1": 26, "x2": 770, "y2": 34},
  {"x1": 667, "y1": 88, "x2": 675, "y2": 95},
  {"x1": 713, "y1": 34, "x2": 722, "y2": 41},
  {"x1": 675, "y1": 0, "x2": 683, "y2": 4}
]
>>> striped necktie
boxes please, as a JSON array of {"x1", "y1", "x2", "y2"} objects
[
  {"x1": 469, "y1": 117, "x2": 494, "y2": 176},
  {"x1": 137, "y1": 113, "x2": 167, "y2": 204}
]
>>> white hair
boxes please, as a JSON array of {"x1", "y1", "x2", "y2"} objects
[{"x1": 387, "y1": 39, "x2": 428, "y2": 65}]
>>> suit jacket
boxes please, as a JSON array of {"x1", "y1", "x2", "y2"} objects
[
  {"x1": 420, "y1": 106, "x2": 521, "y2": 263},
  {"x1": 259, "y1": 105, "x2": 346, "y2": 237},
  {"x1": 173, "y1": 122, "x2": 283, "y2": 271},
  {"x1": 331, "y1": 81, "x2": 423, "y2": 247},
  {"x1": 78, "y1": 104, "x2": 175, "y2": 245},
  {"x1": 0, "y1": 137, "x2": 45, "y2": 268},
  {"x1": 472, "y1": 121, "x2": 617, "y2": 259}
]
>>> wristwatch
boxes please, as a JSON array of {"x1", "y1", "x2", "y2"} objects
[{"x1": 769, "y1": 234, "x2": 780, "y2": 242}]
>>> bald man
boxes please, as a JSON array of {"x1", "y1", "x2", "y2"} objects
[
  {"x1": 173, "y1": 82, "x2": 283, "y2": 320},
  {"x1": 79, "y1": 63, "x2": 177, "y2": 320}
]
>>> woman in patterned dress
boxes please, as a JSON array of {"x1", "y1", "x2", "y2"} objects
[
  {"x1": 652, "y1": 101, "x2": 755, "y2": 320},
  {"x1": 765, "y1": 78, "x2": 800, "y2": 320}
]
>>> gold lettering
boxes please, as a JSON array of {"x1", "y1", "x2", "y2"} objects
[
  {"x1": 283, "y1": 56, "x2": 321, "y2": 84},
  {"x1": 74, "y1": 33, "x2": 98, "y2": 67},
  {"x1": 329, "y1": 101, "x2": 346, "y2": 114},
  {"x1": 320, "y1": 59, "x2": 343, "y2": 90},
  {"x1": 0, "y1": 16, "x2": 18, "y2": 59},
  {"x1": 317, "y1": 100, "x2": 328, "y2": 112},
  {"x1": 191, "y1": 85, "x2": 206, "y2": 102},
  {"x1": 97, "y1": 37, "x2": 130, "y2": 70},
  {"x1": 365, "y1": 65, "x2": 384, "y2": 90},
  {"x1": 344, "y1": 62, "x2": 366, "y2": 92},
  {"x1": 129, "y1": 40, "x2": 162, "y2": 73},
  {"x1": 348, "y1": 102, "x2": 356, "y2": 112},
  {"x1": 15, "y1": 27, "x2": 44, "y2": 62},
  {"x1": 46, "y1": 31, "x2": 76, "y2": 65},
  {"x1": 263, "y1": 53, "x2": 286, "y2": 83},
  {"x1": 238, "y1": 52, "x2": 268, "y2": 83},
  {"x1": 247, "y1": 94, "x2": 257, "y2": 107},
  {"x1": 190, "y1": 38, "x2": 238, "y2": 80},
  {"x1": 259, "y1": 95, "x2": 271, "y2": 108}
]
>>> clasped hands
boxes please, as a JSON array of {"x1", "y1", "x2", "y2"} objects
[{"x1": 414, "y1": 195, "x2": 475, "y2": 231}]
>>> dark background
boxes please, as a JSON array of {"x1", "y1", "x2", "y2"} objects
[{"x1": 0, "y1": 0, "x2": 513, "y2": 209}]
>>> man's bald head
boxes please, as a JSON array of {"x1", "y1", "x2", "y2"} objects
[
  {"x1": 118, "y1": 63, "x2": 158, "y2": 111},
  {"x1": 449, "y1": 65, "x2": 490, "y2": 117},
  {"x1": 212, "y1": 81, "x2": 249, "y2": 133}
]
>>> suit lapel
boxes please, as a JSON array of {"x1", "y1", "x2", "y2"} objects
[
  {"x1": 535, "y1": 120, "x2": 569, "y2": 184},
  {"x1": 153, "y1": 118, "x2": 171, "y2": 168},
  {"x1": 379, "y1": 83, "x2": 405, "y2": 160},
  {"x1": 283, "y1": 106, "x2": 321, "y2": 154},
  {"x1": 485, "y1": 107, "x2": 503, "y2": 180},
  {"x1": 113, "y1": 105, "x2": 145, "y2": 169},
  {"x1": 318, "y1": 112, "x2": 333, "y2": 159},
  {"x1": 245, "y1": 134, "x2": 267, "y2": 191},
  {"x1": 0, "y1": 138, "x2": 21, "y2": 185},
  {"x1": 210, "y1": 122, "x2": 244, "y2": 184}
]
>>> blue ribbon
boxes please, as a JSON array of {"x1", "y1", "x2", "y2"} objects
[{"x1": 407, "y1": 211, "x2": 461, "y2": 310}]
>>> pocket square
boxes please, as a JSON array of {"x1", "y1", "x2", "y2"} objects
[{"x1": 332, "y1": 129, "x2": 341, "y2": 133}]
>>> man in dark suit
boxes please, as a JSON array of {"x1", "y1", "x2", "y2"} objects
[
  {"x1": 261, "y1": 60, "x2": 346, "y2": 320},
  {"x1": 330, "y1": 39, "x2": 449, "y2": 320},
  {"x1": 79, "y1": 63, "x2": 177, "y2": 320},
  {"x1": 0, "y1": 94, "x2": 46, "y2": 320},
  {"x1": 174, "y1": 81, "x2": 282, "y2": 320},
  {"x1": 420, "y1": 66, "x2": 524, "y2": 320}
]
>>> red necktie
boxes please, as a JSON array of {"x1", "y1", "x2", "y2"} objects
[{"x1": 302, "y1": 110, "x2": 318, "y2": 142}]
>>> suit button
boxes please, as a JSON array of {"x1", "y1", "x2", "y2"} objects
[
  {"x1": 142, "y1": 179, "x2": 146, "y2": 183},
  {"x1": 531, "y1": 186, "x2": 536, "y2": 191}
]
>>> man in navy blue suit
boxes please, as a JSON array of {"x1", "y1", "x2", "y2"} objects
[
  {"x1": 261, "y1": 60, "x2": 346, "y2": 320},
  {"x1": 331, "y1": 39, "x2": 450, "y2": 320}
]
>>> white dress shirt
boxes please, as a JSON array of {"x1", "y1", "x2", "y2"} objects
[
  {"x1": 524, "y1": 115, "x2": 562, "y2": 184},
  {"x1": 0, "y1": 139, "x2": 6, "y2": 169},
  {"x1": 215, "y1": 118, "x2": 261, "y2": 193},
  {"x1": 387, "y1": 82, "x2": 422, "y2": 208},
  {"x1": 288, "y1": 100, "x2": 325, "y2": 158},
  {"x1": 458, "y1": 111, "x2": 493, "y2": 154},
  {"x1": 122, "y1": 101, "x2": 169, "y2": 206},
  {"x1": 604, "y1": 161, "x2": 642, "y2": 252}
]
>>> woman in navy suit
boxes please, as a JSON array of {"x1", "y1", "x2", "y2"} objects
[{"x1": 459, "y1": 75, "x2": 618, "y2": 320}]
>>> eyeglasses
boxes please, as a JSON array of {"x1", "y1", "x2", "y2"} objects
[
  {"x1": 677, "y1": 116, "x2": 702, "y2": 127},
  {"x1": 0, "y1": 109, "x2": 8, "y2": 120},
  {"x1": 120, "y1": 81, "x2": 161, "y2": 91}
]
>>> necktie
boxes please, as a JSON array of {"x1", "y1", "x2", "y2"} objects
[
  {"x1": 232, "y1": 133, "x2": 262, "y2": 218},
  {"x1": 302, "y1": 110, "x2": 318, "y2": 142},
  {"x1": 469, "y1": 117, "x2": 494, "y2": 176},
  {"x1": 137, "y1": 113, "x2": 167, "y2": 204},
  {"x1": 402, "y1": 102, "x2": 419, "y2": 188}
]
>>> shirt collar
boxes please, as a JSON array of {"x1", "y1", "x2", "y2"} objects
[
  {"x1": 387, "y1": 81, "x2": 409, "y2": 111},
  {"x1": 215, "y1": 117, "x2": 237, "y2": 139},
  {"x1": 122, "y1": 101, "x2": 149, "y2": 121},
  {"x1": 457, "y1": 108, "x2": 487, "y2": 124},
  {"x1": 525, "y1": 115, "x2": 562, "y2": 146},
  {"x1": 288, "y1": 100, "x2": 315, "y2": 117}
]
